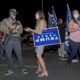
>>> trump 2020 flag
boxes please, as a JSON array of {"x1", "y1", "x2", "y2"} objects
[
  {"x1": 48, "y1": 6, "x2": 58, "y2": 27},
  {"x1": 51, "y1": 6, "x2": 58, "y2": 27},
  {"x1": 33, "y1": 27, "x2": 61, "y2": 47},
  {"x1": 64, "y1": 4, "x2": 72, "y2": 52}
]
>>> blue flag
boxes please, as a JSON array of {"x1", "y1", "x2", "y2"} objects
[
  {"x1": 64, "y1": 4, "x2": 72, "y2": 52},
  {"x1": 48, "y1": 12, "x2": 52, "y2": 27},
  {"x1": 48, "y1": 6, "x2": 58, "y2": 27},
  {"x1": 51, "y1": 6, "x2": 58, "y2": 27}
]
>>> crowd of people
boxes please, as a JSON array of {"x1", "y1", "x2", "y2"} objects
[{"x1": 0, "y1": 8, "x2": 80, "y2": 78}]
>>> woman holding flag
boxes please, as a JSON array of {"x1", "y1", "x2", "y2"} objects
[
  {"x1": 65, "y1": 9, "x2": 80, "y2": 68},
  {"x1": 25, "y1": 10, "x2": 48, "y2": 77}
]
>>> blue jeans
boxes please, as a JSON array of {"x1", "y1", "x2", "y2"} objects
[
  {"x1": 67, "y1": 40, "x2": 80, "y2": 63},
  {"x1": 5, "y1": 37, "x2": 25, "y2": 70}
]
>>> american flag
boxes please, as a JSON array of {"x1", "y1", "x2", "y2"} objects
[{"x1": 64, "y1": 4, "x2": 72, "y2": 52}]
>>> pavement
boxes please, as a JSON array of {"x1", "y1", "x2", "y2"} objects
[{"x1": 0, "y1": 46, "x2": 80, "y2": 80}]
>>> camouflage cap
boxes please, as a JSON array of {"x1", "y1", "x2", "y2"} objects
[{"x1": 9, "y1": 8, "x2": 18, "y2": 15}]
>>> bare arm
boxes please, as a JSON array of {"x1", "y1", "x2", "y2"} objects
[
  {"x1": 25, "y1": 20, "x2": 47, "y2": 34},
  {"x1": 25, "y1": 27, "x2": 41, "y2": 34},
  {"x1": 69, "y1": 20, "x2": 80, "y2": 32}
]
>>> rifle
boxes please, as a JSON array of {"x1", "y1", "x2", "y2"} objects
[{"x1": 3, "y1": 30, "x2": 13, "y2": 49}]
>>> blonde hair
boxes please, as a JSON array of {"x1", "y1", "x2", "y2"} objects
[{"x1": 36, "y1": 10, "x2": 45, "y2": 20}]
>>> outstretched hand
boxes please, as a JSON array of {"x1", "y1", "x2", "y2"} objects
[{"x1": 24, "y1": 27, "x2": 31, "y2": 32}]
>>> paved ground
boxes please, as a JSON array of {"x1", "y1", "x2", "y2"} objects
[{"x1": 0, "y1": 47, "x2": 80, "y2": 80}]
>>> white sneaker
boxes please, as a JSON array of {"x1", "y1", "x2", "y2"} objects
[
  {"x1": 58, "y1": 53, "x2": 62, "y2": 57},
  {"x1": 22, "y1": 69, "x2": 28, "y2": 74},
  {"x1": 72, "y1": 59, "x2": 79, "y2": 63},
  {"x1": 59, "y1": 57, "x2": 67, "y2": 61},
  {"x1": 4, "y1": 70, "x2": 14, "y2": 76}
]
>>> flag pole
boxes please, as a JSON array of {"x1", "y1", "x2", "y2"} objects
[
  {"x1": 42, "y1": 0, "x2": 43, "y2": 11},
  {"x1": 48, "y1": 12, "x2": 52, "y2": 16}
]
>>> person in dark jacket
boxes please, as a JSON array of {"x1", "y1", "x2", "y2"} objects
[{"x1": 58, "y1": 18, "x2": 67, "y2": 60}]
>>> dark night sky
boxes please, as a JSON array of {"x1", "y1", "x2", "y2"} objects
[{"x1": 0, "y1": 0, "x2": 80, "y2": 28}]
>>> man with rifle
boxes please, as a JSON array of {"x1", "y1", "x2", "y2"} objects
[{"x1": 0, "y1": 8, "x2": 27, "y2": 75}]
